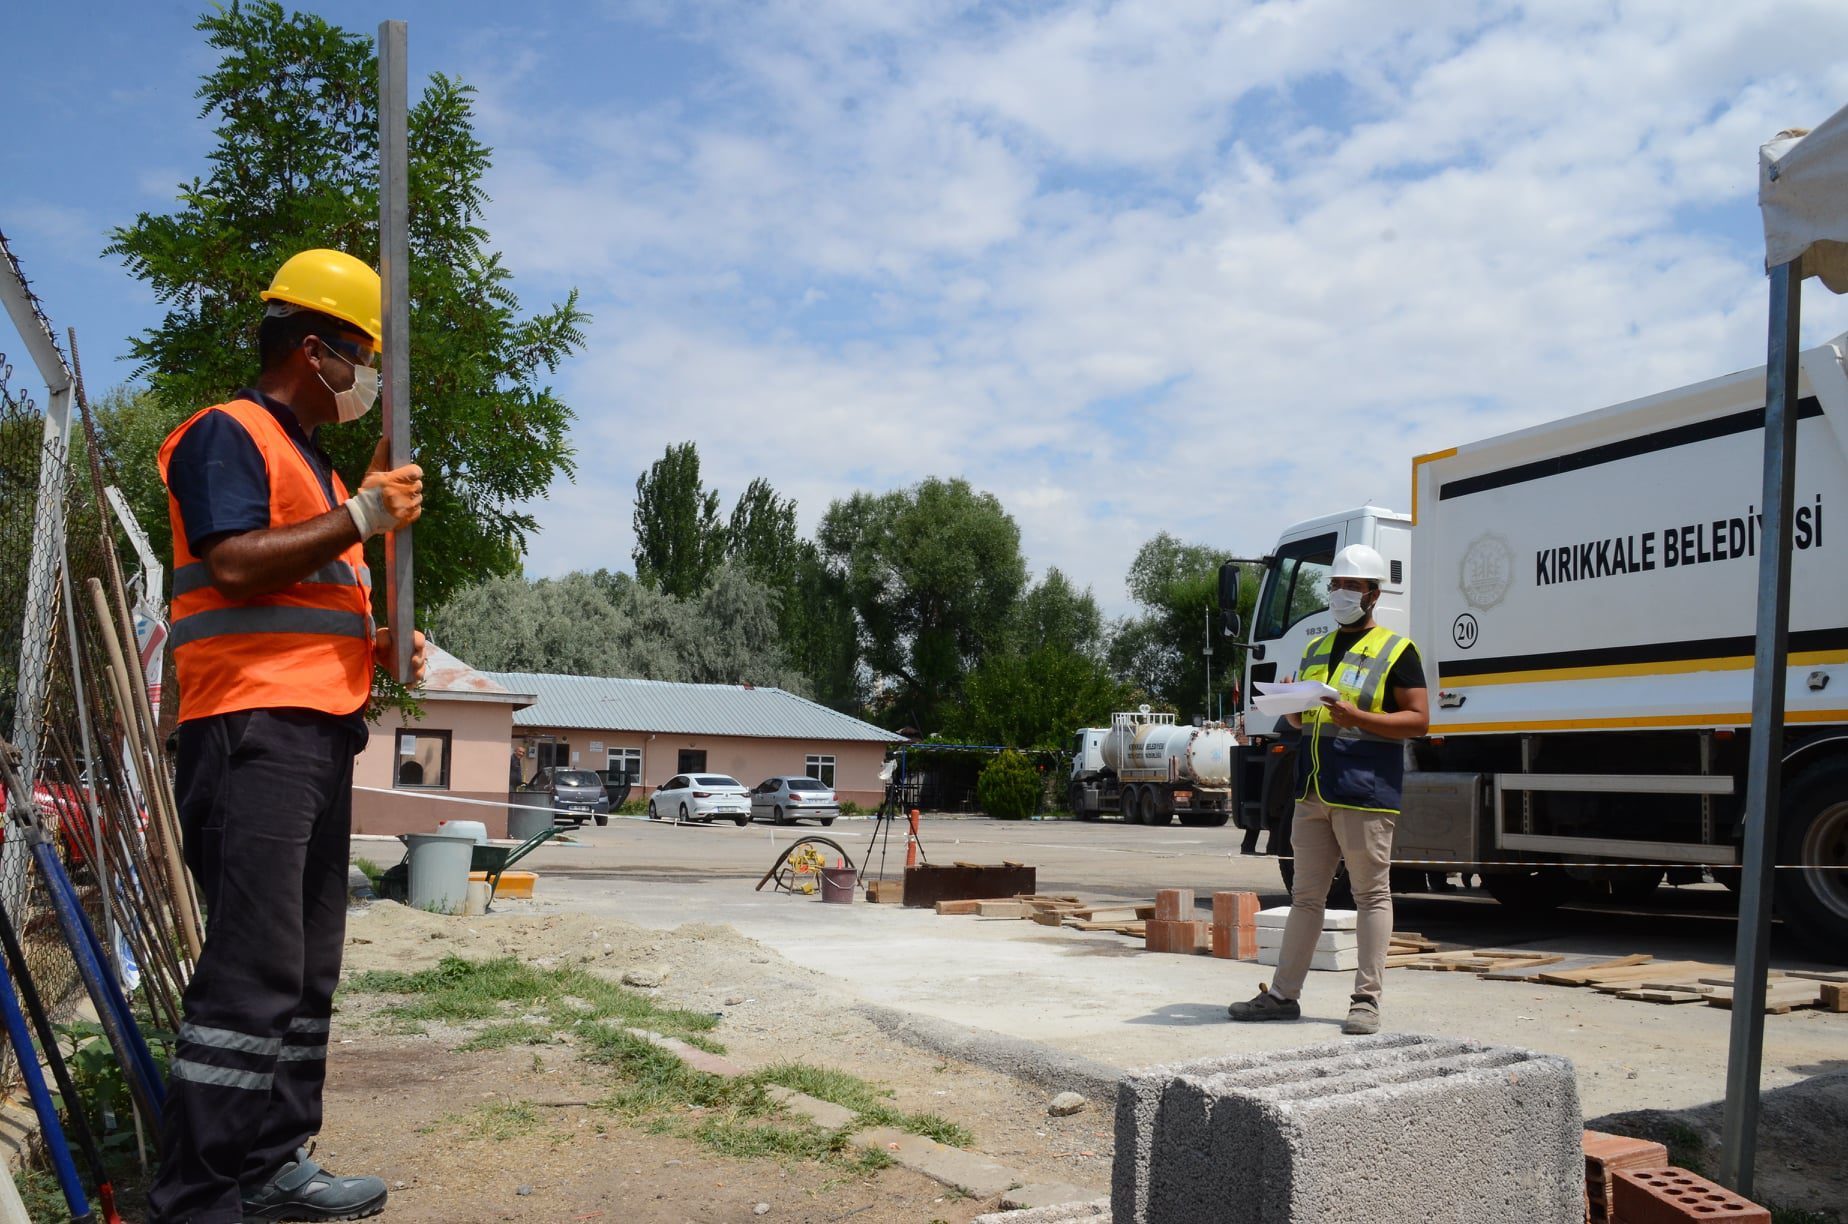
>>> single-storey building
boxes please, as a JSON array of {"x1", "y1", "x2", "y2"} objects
[
  {"x1": 351, "y1": 645, "x2": 535, "y2": 838},
  {"x1": 484, "y1": 672, "x2": 905, "y2": 809}
]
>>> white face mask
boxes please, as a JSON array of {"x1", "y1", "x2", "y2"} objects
[
  {"x1": 1328, "y1": 588, "x2": 1368, "y2": 625},
  {"x1": 317, "y1": 346, "x2": 380, "y2": 422}
]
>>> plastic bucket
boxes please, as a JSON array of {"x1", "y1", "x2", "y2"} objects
[
  {"x1": 820, "y1": 866, "x2": 857, "y2": 904},
  {"x1": 437, "y1": 819, "x2": 488, "y2": 845},
  {"x1": 406, "y1": 832, "x2": 475, "y2": 914},
  {"x1": 507, "y1": 798, "x2": 555, "y2": 842}
]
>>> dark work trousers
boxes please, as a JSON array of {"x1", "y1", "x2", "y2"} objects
[{"x1": 146, "y1": 708, "x2": 362, "y2": 1224}]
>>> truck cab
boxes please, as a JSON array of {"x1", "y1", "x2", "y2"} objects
[{"x1": 1233, "y1": 506, "x2": 1411, "y2": 838}]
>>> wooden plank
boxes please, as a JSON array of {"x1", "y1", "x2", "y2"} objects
[
  {"x1": 1786, "y1": 969, "x2": 1848, "y2": 983},
  {"x1": 1616, "y1": 988, "x2": 1709, "y2": 1004},
  {"x1": 1484, "y1": 953, "x2": 1643, "y2": 982},
  {"x1": 975, "y1": 900, "x2": 1031, "y2": 918},
  {"x1": 1703, "y1": 982, "x2": 1823, "y2": 1014},
  {"x1": 1584, "y1": 961, "x2": 1719, "y2": 991},
  {"x1": 1823, "y1": 982, "x2": 1847, "y2": 1012},
  {"x1": 1533, "y1": 955, "x2": 1654, "y2": 985}
]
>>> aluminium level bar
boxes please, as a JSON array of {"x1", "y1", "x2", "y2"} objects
[
  {"x1": 1719, "y1": 257, "x2": 1801, "y2": 1196},
  {"x1": 378, "y1": 19, "x2": 415, "y2": 684}
]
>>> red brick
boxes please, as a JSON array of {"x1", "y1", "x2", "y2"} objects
[
  {"x1": 1610, "y1": 1168, "x2": 1768, "y2": 1224},
  {"x1": 1212, "y1": 890, "x2": 1260, "y2": 930},
  {"x1": 1581, "y1": 1130, "x2": 1667, "y2": 1222},
  {"x1": 1210, "y1": 923, "x2": 1260, "y2": 960},
  {"x1": 1145, "y1": 918, "x2": 1209, "y2": 954},
  {"x1": 1154, "y1": 888, "x2": 1194, "y2": 921}
]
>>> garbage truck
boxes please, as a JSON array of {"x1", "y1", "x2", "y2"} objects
[
  {"x1": 1068, "y1": 709, "x2": 1236, "y2": 826},
  {"x1": 1229, "y1": 334, "x2": 1848, "y2": 955}
]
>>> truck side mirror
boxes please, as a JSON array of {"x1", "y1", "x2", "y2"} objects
[{"x1": 1217, "y1": 561, "x2": 1242, "y2": 637}]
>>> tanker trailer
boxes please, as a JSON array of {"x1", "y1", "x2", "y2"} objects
[{"x1": 1072, "y1": 707, "x2": 1235, "y2": 827}]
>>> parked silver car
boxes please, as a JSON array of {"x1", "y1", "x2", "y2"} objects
[
  {"x1": 749, "y1": 776, "x2": 839, "y2": 826},
  {"x1": 648, "y1": 774, "x2": 751, "y2": 825}
]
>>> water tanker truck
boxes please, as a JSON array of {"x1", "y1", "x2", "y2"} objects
[
  {"x1": 1068, "y1": 708, "x2": 1235, "y2": 826},
  {"x1": 1228, "y1": 331, "x2": 1848, "y2": 956}
]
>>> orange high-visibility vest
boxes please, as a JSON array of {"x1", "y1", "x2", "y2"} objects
[{"x1": 157, "y1": 399, "x2": 374, "y2": 722}]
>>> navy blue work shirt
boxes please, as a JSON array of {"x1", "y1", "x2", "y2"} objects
[{"x1": 166, "y1": 388, "x2": 341, "y2": 552}]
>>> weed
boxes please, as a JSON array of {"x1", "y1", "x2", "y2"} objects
[
  {"x1": 462, "y1": 1099, "x2": 544, "y2": 1140},
  {"x1": 352, "y1": 856, "x2": 384, "y2": 888},
  {"x1": 752, "y1": 1062, "x2": 975, "y2": 1148},
  {"x1": 1662, "y1": 1121, "x2": 1708, "y2": 1174},
  {"x1": 1769, "y1": 1208, "x2": 1835, "y2": 1224},
  {"x1": 459, "y1": 1021, "x2": 557, "y2": 1052}
]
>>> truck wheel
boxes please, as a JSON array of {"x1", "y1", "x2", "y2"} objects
[
  {"x1": 1482, "y1": 868, "x2": 1572, "y2": 914},
  {"x1": 1120, "y1": 785, "x2": 1142, "y2": 824},
  {"x1": 1774, "y1": 760, "x2": 1848, "y2": 960},
  {"x1": 1070, "y1": 782, "x2": 1099, "y2": 822},
  {"x1": 1139, "y1": 787, "x2": 1168, "y2": 827}
]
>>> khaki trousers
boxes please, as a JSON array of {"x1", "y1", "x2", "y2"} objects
[{"x1": 1271, "y1": 796, "x2": 1395, "y2": 1004}]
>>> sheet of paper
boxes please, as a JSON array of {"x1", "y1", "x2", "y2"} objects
[{"x1": 1250, "y1": 679, "x2": 1341, "y2": 717}]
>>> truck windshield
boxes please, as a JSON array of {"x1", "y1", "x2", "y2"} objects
[{"x1": 1255, "y1": 532, "x2": 1338, "y2": 640}]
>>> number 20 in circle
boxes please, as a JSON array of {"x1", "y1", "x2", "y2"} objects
[{"x1": 1451, "y1": 613, "x2": 1479, "y2": 650}]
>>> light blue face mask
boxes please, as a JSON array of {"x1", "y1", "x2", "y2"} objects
[{"x1": 1328, "y1": 588, "x2": 1367, "y2": 625}]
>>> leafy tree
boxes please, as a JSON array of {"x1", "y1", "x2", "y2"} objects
[
  {"x1": 632, "y1": 441, "x2": 726, "y2": 598},
  {"x1": 976, "y1": 749, "x2": 1043, "y2": 820},
  {"x1": 104, "y1": 2, "x2": 584, "y2": 613},
  {"x1": 817, "y1": 478, "x2": 1026, "y2": 732},
  {"x1": 431, "y1": 572, "x2": 621, "y2": 675},
  {"x1": 951, "y1": 645, "x2": 1135, "y2": 751},
  {"x1": 726, "y1": 478, "x2": 800, "y2": 585},
  {"x1": 1109, "y1": 533, "x2": 1256, "y2": 722},
  {"x1": 780, "y1": 541, "x2": 863, "y2": 712},
  {"x1": 1012, "y1": 567, "x2": 1105, "y2": 658}
]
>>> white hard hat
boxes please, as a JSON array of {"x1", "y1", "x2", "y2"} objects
[{"x1": 1331, "y1": 544, "x2": 1388, "y2": 582}]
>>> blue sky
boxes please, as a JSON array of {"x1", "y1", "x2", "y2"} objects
[{"x1": 9, "y1": 0, "x2": 1848, "y2": 614}]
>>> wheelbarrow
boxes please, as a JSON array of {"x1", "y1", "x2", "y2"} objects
[{"x1": 376, "y1": 823, "x2": 562, "y2": 908}]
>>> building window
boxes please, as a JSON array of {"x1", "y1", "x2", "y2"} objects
[
  {"x1": 677, "y1": 748, "x2": 707, "y2": 774},
  {"x1": 395, "y1": 730, "x2": 451, "y2": 789},
  {"x1": 606, "y1": 748, "x2": 641, "y2": 782},
  {"x1": 805, "y1": 754, "x2": 836, "y2": 788}
]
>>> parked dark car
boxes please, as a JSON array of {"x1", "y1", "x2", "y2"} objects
[{"x1": 521, "y1": 768, "x2": 611, "y2": 826}]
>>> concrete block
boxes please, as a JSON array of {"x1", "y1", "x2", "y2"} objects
[
  {"x1": 1154, "y1": 889, "x2": 1194, "y2": 921},
  {"x1": 1255, "y1": 926, "x2": 1357, "y2": 953},
  {"x1": 1211, "y1": 891, "x2": 1259, "y2": 929},
  {"x1": 1256, "y1": 943, "x2": 1359, "y2": 971},
  {"x1": 1113, "y1": 1033, "x2": 1582, "y2": 1224},
  {"x1": 1610, "y1": 1168, "x2": 1768, "y2": 1223},
  {"x1": 1254, "y1": 905, "x2": 1356, "y2": 930},
  {"x1": 1145, "y1": 919, "x2": 1209, "y2": 955}
]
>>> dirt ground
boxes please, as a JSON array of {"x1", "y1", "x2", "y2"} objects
[{"x1": 317, "y1": 901, "x2": 1115, "y2": 1222}]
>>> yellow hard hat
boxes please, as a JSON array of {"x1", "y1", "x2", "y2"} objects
[{"x1": 259, "y1": 249, "x2": 382, "y2": 349}]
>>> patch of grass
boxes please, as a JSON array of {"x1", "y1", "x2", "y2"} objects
[
  {"x1": 752, "y1": 1061, "x2": 975, "y2": 1148},
  {"x1": 462, "y1": 1099, "x2": 544, "y2": 1140},
  {"x1": 459, "y1": 1021, "x2": 557, "y2": 1051},
  {"x1": 352, "y1": 856, "x2": 384, "y2": 888},
  {"x1": 1769, "y1": 1208, "x2": 1835, "y2": 1224},
  {"x1": 1662, "y1": 1121, "x2": 1708, "y2": 1174},
  {"x1": 347, "y1": 954, "x2": 720, "y2": 1041}
]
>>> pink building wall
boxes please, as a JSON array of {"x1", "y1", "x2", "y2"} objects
[
  {"x1": 353, "y1": 698, "x2": 520, "y2": 838},
  {"x1": 515, "y1": 727, "x2": 890, "y2": 809}
]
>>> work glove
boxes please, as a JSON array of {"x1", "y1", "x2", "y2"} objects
[{"x1": 346, "y1": 439, "x2": 423, "y2": 540}]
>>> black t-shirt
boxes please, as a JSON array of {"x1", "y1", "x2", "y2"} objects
[{"x1": 1325, "y1": 629, "x2": 1425, "y2": 713}]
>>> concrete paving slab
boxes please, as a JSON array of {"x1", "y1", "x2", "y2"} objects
[
  {"x1": 1000, "y1": 1184, "x2": 1111, "y2": 1209},
  {"x1": 974, "y1": 1200, "x2": 1110, "y2": 1223},
  {"x1": 764, "y1": 1084, "x2": 857, "y2": 1130},
  {"x1": 856, "y1": 1125, "x2": 1024, "y2": 1198}
]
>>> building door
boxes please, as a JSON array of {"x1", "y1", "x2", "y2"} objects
[
  {"x1": 535, "y1": 739, "x2": 570, "y2": 772},
  {"x1": 677, "y1": 748, "x2": 707, "y2": 774}
]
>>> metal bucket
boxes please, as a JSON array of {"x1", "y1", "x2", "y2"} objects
[
  {"x1": 820, "y1": 866, "x2": 857, "y2": 904},
  {"x1": 406, "y1": 832, "x2": 475, "y2": 914},
  {"x1": 508, "y1": 794, "x2": 554, "y2": 841}
]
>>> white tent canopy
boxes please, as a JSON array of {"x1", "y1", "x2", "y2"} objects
[{"x1": 1760, "y1": 101, "x2": 1848, "y2": 293}]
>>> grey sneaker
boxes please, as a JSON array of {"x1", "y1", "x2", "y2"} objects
[
  {"x1": 1341, "y1": 996, "x2": 1380, "y2": 1035},
  {"x1": 243, "y1": 1149, "x2": 387, "y2": 1222},
  {"x1": 1227, "y1": 987, "x2": 1301, "y2": 1022}
]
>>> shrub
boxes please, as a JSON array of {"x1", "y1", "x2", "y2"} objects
[
  {"x1": 839, "y1": 800, "x2": 864, "y2": 817},
  {"x1": 977, "y1": 750, "x2": 1042, "y2": 821}
]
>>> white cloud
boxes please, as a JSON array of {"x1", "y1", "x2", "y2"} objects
[{"x1": 491, "y1": 0, "x2": 1848, "y2": 615}]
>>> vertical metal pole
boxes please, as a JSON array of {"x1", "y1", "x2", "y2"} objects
[
  {"x1": 378, "y1": 19, "x2": 414, "y2": 683},
  {"x1": 1718, "y1": 259, "x2": 1801, "y2": 1196}
]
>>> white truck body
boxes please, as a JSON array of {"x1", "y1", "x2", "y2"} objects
[
  {"x1": 1415, "y1": 343, "x2": 1846, "y2": 734},
  {"x1": 1235, "y1": 335, "x2": 1848, "y2": 954},
  {"x1": 1067, "y1": 712, "x2": 1236, "y2": 827}
]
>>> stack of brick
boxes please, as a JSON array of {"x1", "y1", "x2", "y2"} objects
[
  {"x1": 1582, "y1": 1130, "x2": 1668, "y2": 1222},
  {"x1": 1114, "y1": 1033, "x2": 1584, "y2": 1222},
  {"x1": 1254, "y1": 906, "x2": 1359, "y2": 970},
  {"x1": 1209, "y1": 891, "x2": 1259, "y2": 960},
  {"x1": 1145, "y1": 889, "x2": 1210, "y2": 954},
  {"x1": 1610, "y1": 1168, "x2": 1769, "y2": 1222}
]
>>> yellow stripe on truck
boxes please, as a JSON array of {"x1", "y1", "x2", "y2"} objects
[
  {"x1": 1431, "y1": 708, "x2": 1848, "y2": 734},
  {"x1": 1409, "y1": 447, "x2": 1459, "y2": 526},
  {"x1": 1440, "y1": 648, "x2": 1848, "y2": 688}
]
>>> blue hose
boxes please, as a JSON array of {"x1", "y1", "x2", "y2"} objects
[{"x1": 0, "y1": 942, "x2": 93, "y2": 1221}]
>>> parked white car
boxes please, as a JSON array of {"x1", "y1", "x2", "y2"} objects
[
  {"x1": 648, "y1": 774, "x2": 751, "y2": 825},
  {"x1": 749, "y1": 776, "x2": 839, "y2": 826}
]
